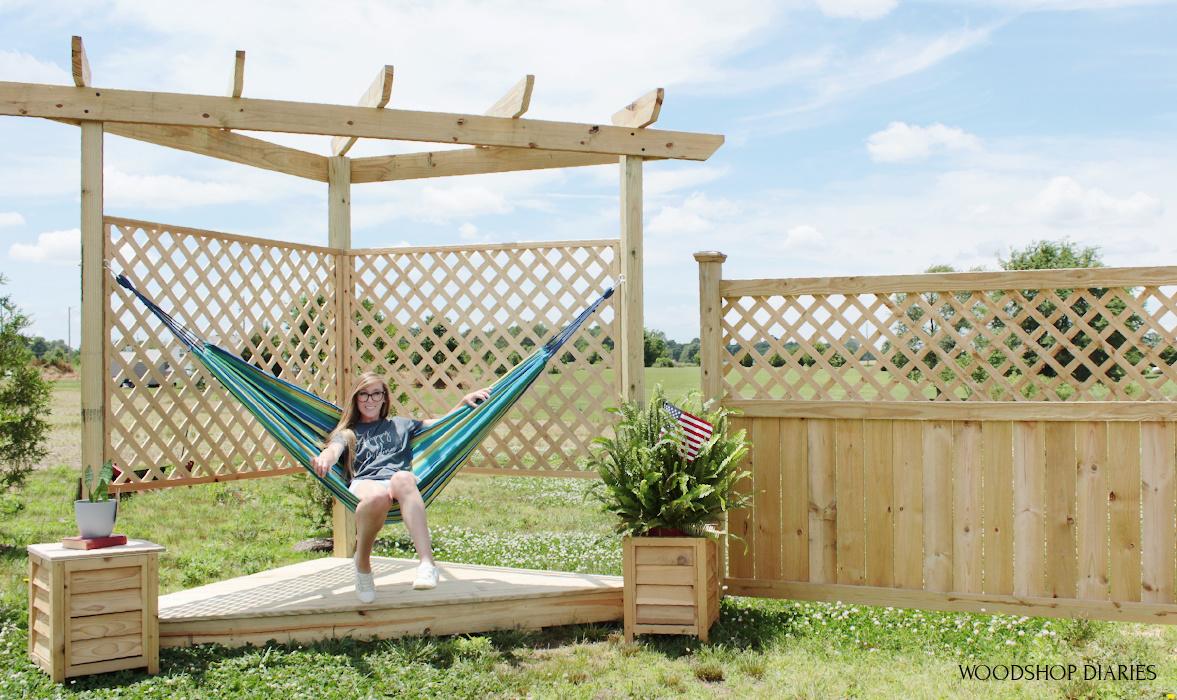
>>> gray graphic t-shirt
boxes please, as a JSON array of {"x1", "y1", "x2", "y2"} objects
[{"x1": 332, "y1": 417, "x2": 424, "y2": 481}]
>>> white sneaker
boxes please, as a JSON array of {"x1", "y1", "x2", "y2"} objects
[
  {"x1": 413, "y1": 563, "x2": 439, "y2": 590},
  {"x1": 354, "y1": 555, "x2": 376, "y2": 603}
]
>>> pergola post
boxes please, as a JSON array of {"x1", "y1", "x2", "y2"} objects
[
  {"x1": 327, "y1": 155, "x2": 357, "y2": 558},
  {"x1": 694, "y1": 252, "x2": 726, "y2": 406},
  {"x1": 619, "y1": 156, "x2": 645, "y2": 406},
  {"x1": 80, "y1": 121, "x2": 105, "y2": 486}
]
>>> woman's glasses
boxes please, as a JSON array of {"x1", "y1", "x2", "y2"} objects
[{"x1": 357, "y1": 390, "x2": 385, "y2": 402}]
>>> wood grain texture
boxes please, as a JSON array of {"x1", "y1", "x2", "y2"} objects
[{"x1": 0, "y1": 81, "x2": 724, "y2": 160}]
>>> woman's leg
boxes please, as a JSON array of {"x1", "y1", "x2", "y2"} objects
[
  {"x1": 350, "y1": 479, "x2": 392, "y2": 573},
  {"x1": 387, "y1": 471, "x2": 434, "y2": 566}
]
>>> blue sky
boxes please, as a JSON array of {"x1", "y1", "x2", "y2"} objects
[{"x1": 1, "y1": 0, "x2": 1175, "y2": 343}]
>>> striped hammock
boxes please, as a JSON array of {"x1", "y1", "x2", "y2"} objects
[{"x1": 114, "y1": 273, "x2": 613, "y2": 524}]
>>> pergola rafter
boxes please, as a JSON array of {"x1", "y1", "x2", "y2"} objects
[
  {"x1": 331, "y1": 64, "x2": 394, "y2": 157},
  {"x1": 228, "y1": 50, "x2": 245, "y2": 98}
]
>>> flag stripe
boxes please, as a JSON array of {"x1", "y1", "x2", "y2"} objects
[{"x1": 662, "y1": 400, "x2": 713, "y2": 461}]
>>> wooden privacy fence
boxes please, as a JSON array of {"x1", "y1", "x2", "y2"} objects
[
  {"x1": 695, "y1": 253, "x2": 1177, "y2": 623},
  {"x1": 105, "y1": 217, "x2": 619, "y2": 491}
]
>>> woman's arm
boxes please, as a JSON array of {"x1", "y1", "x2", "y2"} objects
[
  {"x1": 420, "y1": 388, "x2": 491, "y2": 428},
  {"x1": 310, "y1": 440, "x2": 345, "y2": 477}
]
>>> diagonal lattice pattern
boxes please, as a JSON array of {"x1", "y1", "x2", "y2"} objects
[
  {"x1": 348, "y1": 241, "x2": 619, "y2": 473},
  {"x1": 104, "y1": 218, "x2": 620, "y2": 488},
  {"x1": 106, "y1": 218, "x2": 339, "y2": 489},
  {"x1": 723, "y1": 281, "x2": 1177, "y2": 402}
]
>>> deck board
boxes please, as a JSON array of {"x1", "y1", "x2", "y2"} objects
[{"x1": 158, "y1": 557, "x2": 623, "y2": 647}]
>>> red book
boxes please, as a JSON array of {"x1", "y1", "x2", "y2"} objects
[{"x1": 62, "y1": 534, "x2": 128, "y2": 550}]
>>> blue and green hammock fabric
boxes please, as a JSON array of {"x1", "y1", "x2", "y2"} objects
[{"x1": 114, "y1": 273, "x2": 613, "y2": 523}]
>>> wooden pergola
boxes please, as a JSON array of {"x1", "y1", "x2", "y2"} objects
[{"x1": 0, "y1": 37, "x2": 723, "y2": 548}]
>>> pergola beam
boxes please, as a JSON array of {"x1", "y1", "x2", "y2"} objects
[
  {"x1": 351, "y1": 146, "x2": 621, "y2": 183},
  {"x1": 71, "y1": 36, "x2": 90, "y2": 88},
  {"x1": 612, "y1": 88, "x2": 663, "y2": 128},
  {"x1": 485, "y1": 75, "x2": 534, "y2": 119},
  {"x1": 0, "y1": 81, "x2": 723, "y2": 160},
  {"x1": 228, "y1": 50, "x2": 245, "y2": 98},
  {"x1": 331, "y1": 64, "x2": 394, "y2": 157},
  {"x1": 100, "y1": 122, "x2": 329, "y2": 180}
]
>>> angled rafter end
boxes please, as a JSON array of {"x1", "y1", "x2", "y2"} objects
[
  {"x1": 229, "y1": 50, "x2": 245, "y2": 98},
  {"x1": 332, "y1": 64, "x2": 395, "y2": 157},
  {"x1": 71, "y1": 36, "x2": 91, "y2": 88},
  {"x1": 485, "y1": 74, "x2": 534, "y2": 119},
  {"x1": 612, "y1": 87, "x2": 664, "y2": 129}
]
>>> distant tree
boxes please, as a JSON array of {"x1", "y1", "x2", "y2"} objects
[
  {"x1": 996, "y1": 240, "x2": 1148, "y2": 389},
  {"x1": 677, "y1": 338, "x2": 700, "y2": 366},
  {"x1": 0, "y1": 275, "x2": 52, "y2": 492},
  {"x1": 644, "y1": 328, "x2": 669, "y2": 367},
  {"x1": 925, "y1": 264, "x2": 956, "y2": 273},
  {"x1": 1000, "y1": 240, "x2": 1102, "y2": 271}
]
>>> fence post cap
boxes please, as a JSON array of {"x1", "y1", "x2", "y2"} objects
[{"x1": 693, "y1": 251, "x2": 727, "y2": 263}]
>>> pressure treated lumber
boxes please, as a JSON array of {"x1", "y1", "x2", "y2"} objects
[
  {"x1": 350, "y1": 146, "x2": 617, "y2": 182},
  {"x1": 612, "y1": 88, "x2": 663, "y2": 128},
  {"x1": 102, "y1": 122, "x2": 328, "y2": 180},
  {"x1": 158, "y1": 557, "x2": 622, "y2": 648},
  {"x1": 485, "y1": 74, "x2": 534, "y2": 118},
  {"x1": 228, "y1": 50, "x2": 245, "y2": 98},
  {"x1": 0, "y1": 81, "x2": 724, "y2": 160},
  {"x1": 331, "y1": 64, "x2": 394, "y2": 156},
  {"x1": 71, "y1": 36, "x2": 90, "y2": 88}
]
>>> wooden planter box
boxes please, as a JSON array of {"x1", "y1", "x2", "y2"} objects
[
  {"x1": 27, "y1": 541, "x2": 164, "y2": 682},
  {"x1": 622, "y1": 536, "x2": 720, "y2": 642}
]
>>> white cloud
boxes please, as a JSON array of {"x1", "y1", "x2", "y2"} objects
[
  {"x1": 102, "y1": 166, "x2": 306, "y2": 209},
  {"x1": 1029, "y1": 176, "x2": 1162, "y2": 226},
  {"x1": 0, "y1": 49, "x2": 71, "y2": 84},
  {"x1": 92, "y1": 0, "x2": 774, "y2": 124},
  {"x1": 816, "y1": 0, "x2": 899, "y2": 20},
  {"x1": 867, "y1": 122, "x2": 982, "y2": 162},
  {"x1": 0, "y1": 212, "x2": 25, "y2": 227},
  {"x1": 353, "y1": 184, "x2": 514, "y2": 229},
  {"x1": 742, "y1": 26, "x2": 997, "y2": 118},
  {"x1": 784, "y1": 224, "x2": 825, "y2": 247},
  {"x1": 645, "y1": 167, "x2": 729, "y2": 196},
  {"x1": 458, "y1": 222, "x2": 480, "y2": 241},
  {"x1": 979, "y1": 0, "x2": 1170, "y2": 9},
  {"x1": 647, "y1": 193, "x2": 740, "y2": 237},
  {"x1": 9, "y1": 228, "x2": 79, "y2": 264}
]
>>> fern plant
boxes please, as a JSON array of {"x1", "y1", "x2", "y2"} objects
[{"x1": 587, "y1": 386, "x2": 750, "y2": 537}]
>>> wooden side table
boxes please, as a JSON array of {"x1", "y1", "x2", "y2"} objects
[{"x1": 27, "y1": 540, "x2": 165, "y2": 682}]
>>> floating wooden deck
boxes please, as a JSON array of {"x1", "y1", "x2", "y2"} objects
[{"x1": 157, "y1": 557, "x2": 623, "y2": 648}]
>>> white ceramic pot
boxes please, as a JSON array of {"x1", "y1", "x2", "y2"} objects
[{"x1": 74, "y1": 500, "x2": 117, "y2": 538}]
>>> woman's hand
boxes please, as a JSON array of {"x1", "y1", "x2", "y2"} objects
[
  {"x1": 461, "y1": 388, "x2": 491, "y2": 407},
  {"x1": 310, "y1": 452, "x2": 332, "y2": 477}
]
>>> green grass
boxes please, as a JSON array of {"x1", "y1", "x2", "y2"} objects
[{"x1": 5, "y1": 378, "x2": 1177, "y2": 697}]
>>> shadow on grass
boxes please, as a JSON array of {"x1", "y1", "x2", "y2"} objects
[{"x1": 31, "y1": 598, "x2": 803, "y2": 694}]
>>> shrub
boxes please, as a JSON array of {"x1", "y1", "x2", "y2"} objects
[
  {"x1": 587, "y1": 386, "x2": 750, "y2": 537},
  {"x1": 0, "y1": 275, "x2": 51, "y2": 491}
]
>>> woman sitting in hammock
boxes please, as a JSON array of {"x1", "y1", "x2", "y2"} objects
[{"x1": 311, "y1": 372, "x2": 489, "y2": 602}]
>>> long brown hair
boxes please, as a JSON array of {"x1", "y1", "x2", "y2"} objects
[{"x1": 326, "y1": 372, "x2": 390, "y2": 478}]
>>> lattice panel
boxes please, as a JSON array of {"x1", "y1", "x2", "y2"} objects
[
  {"x1": 348, "y1": 241, "x2": 619, "y2": 473},
  {"x1": 723, "y1": 279, "x2": 1177, "y2": 402},
  {"x1": 105, "y1": 218, "x2": 340, "y2": 489}
]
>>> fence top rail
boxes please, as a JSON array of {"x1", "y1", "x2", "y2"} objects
[
  {"x1": 720, "y1": 266, "x2": 1177, "y2": 297},
  {"x1": 351, "y1": 238, "x2": 619, "y2": 256},
  {"x1": 106, "y1": 216, "x2": 619, "y2": 258},
  {"x1": 106, "y1": 216, "x2": 340, "y2": 255}
]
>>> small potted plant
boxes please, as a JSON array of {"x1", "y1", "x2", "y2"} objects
[
  {"x1": 588, "y1": 387, "x2": 750, "y2": 642},
  {"x1": 74, "y1": 460, "x2": 117, "y2": 538}
]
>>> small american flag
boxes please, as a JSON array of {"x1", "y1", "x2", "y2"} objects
[{"x1": 662, "y1": 401, "x2": 714, "y2": 460}]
